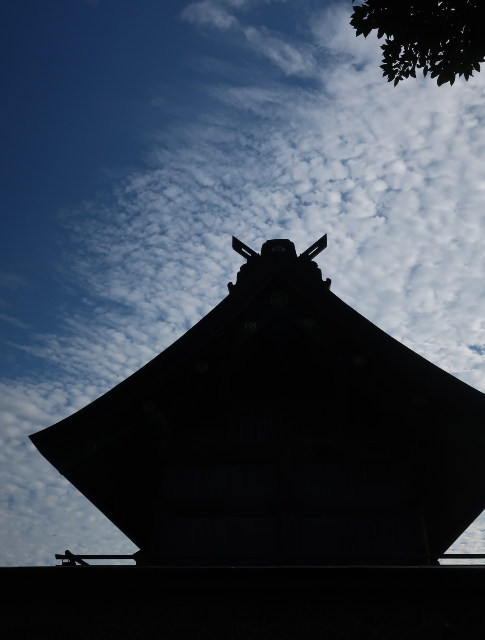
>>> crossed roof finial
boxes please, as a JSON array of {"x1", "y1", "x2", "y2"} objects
[{"x1": 232, "y1": 234, "x2": 327, "y2": 261}]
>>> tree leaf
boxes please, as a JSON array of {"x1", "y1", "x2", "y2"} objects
[{"x1": 349, "y1": 0, "x2": 485, "y2": 87}]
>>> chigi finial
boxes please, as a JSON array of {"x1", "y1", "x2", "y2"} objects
[
  {"x1": 232, "y1": 236, "x2": 259, "y2": 260},
  {"x1": 231, "y1": 234, "x2": 327, "y2": 262},
  {"x1": 228, "y1": 234, "x2": 330, "y2": 293},
  {"x1": 299, "y1": 234, "x2": 327, "y2": 260}
]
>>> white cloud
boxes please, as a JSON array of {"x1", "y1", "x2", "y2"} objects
[
  {"x1": 181, "y1": 0, "x2": 249, "y2": 29},
  {"x1": 244, "y1": 26, "x2": 317, "y2": 77},
  {"x1": 0, "y1": 313, "x2": 30, "y2": 330},
  {"x1": 310, "y1": 2, "x2": 382, "y2": 69},
  {"x1": 3, "y1": 1, "x2": 485, "y2": 565}
]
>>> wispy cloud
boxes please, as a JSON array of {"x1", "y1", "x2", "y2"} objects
[
  {"x1": 181, "y1": 0, "x2": 249, "y2": 30},
  {"x1": 0, "y1": 313, "x2": 30, "y2": 330},
  {"x1": 0, "y1": 272, "x2": 27, "y2": 290},
  {"x1": 183, "y1": 0, "x2": 316, "y2": 78},
  {"x1": 244, "y1": 26, "x2": 317, "y2": 77}
]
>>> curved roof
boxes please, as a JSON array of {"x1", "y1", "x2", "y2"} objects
[{"x1": 30, "y1": 236, "x2": 485, "y2": 563}]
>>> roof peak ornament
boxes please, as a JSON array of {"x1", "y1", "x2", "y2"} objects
[
  {"x1": 228, "y1": 234, "x2": 331, "y2": 293},
  {"x1": 232, "y1": 234, "x2": 327, "y2": 262},
  {"x1": 299, "y1": 234, "x2": 327, "y2": 260}
]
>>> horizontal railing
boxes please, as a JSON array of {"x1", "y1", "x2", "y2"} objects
[
  {"x1": 55, "y1": 551, "x2": 135, "y2": 566},
  {"x1": 55, "y1": 550, "x2": 485, "y2": 566}
]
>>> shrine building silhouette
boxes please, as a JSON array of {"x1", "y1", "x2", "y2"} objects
[{"x1": 29, "y1": 234, "x2": 485, "y2": 567}]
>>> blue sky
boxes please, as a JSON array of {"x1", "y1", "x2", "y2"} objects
[
  {"x1": 1, "y1": 0, "x2": 214, "y2": 368},
  {"x1": 2, "y1": 0, "x2": 485, "y2": 566}
]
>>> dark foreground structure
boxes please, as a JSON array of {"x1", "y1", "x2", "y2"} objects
[
  {"x1": 4, "y1": 564, "x2": 485, "y2": 639},
  {"x1": 6, "y1": 235, "x2": 485, "y2": 637}
]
